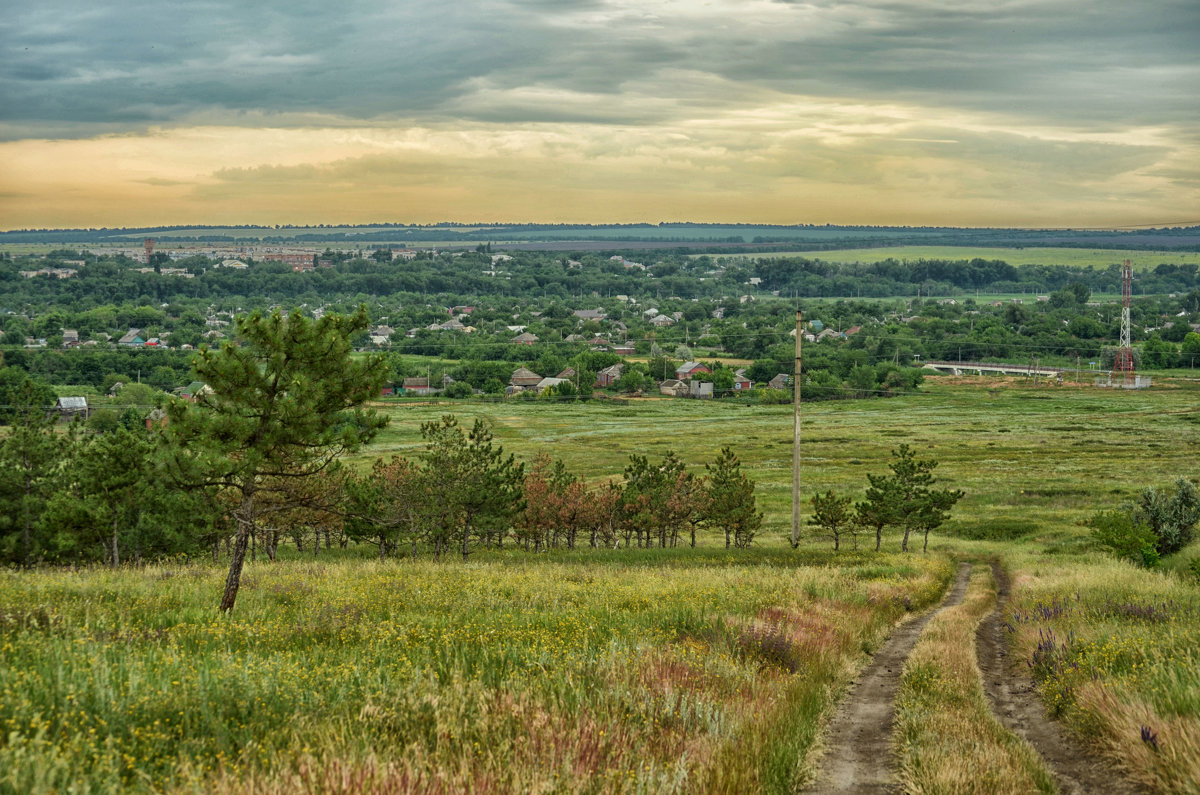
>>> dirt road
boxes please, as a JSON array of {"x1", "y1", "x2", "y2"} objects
[
  {"x1": 806, "y1": 563, "x2": 972, "y2": 794},
  {"x1": 976, "y1": 561, "x2": 1141, "y2": 795}
]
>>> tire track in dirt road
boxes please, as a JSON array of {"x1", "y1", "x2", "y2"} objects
[
  {"x1": 977, "y1": 561, "x2": 1143, "y2": 795},
  {"x1": 807, "y1": 563, "x2": 972, "y2": 794}
]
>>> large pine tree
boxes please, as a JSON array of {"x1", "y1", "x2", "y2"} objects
[{"x1": 161, "y1": 307, "x2": 387, "y2": 611}]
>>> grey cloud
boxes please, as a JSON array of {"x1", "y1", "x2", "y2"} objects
[{"x1": 2, "y1": 0, "x2": 1197, "y2": 137}]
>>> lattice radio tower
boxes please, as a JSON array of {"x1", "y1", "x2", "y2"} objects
[{"x1": 1112, "y1": 259, "x2": 1135, "y2": 386}]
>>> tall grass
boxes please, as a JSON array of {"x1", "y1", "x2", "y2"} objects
[
  {"x1": 0, "y1": 551, "x2": 952, "y2": 793},
  {"x1": 1005, "y1": 552, "x2": 1200, "y2": 793}
]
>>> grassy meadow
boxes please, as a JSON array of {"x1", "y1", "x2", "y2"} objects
[
  {"x1": 712, "y1": 246, "x2": 1200, "y2": 270},
  {"x1": 0, "y1": 552, "x2": 953, "y2": 793},
  {"x1": 3, "y1": 380, "x2": 1200, "y2": 792}
]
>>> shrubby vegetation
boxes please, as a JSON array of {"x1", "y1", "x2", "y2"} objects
[{"x1": 1091, "y1": 478, "x2": 1200, "y2": 567}]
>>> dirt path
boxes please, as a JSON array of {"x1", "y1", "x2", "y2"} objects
[
  {"x1": 806, "y1": 563, "x2": 972, "y2": 794},
  {"x1": 976, "y1": 560, "x2": 1142, "y2": 795}
]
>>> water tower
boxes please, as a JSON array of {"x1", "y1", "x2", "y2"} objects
[{"x1": 144, "y1": 238, "x2": 155, "y2": 264}]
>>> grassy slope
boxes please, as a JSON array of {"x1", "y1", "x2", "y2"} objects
[
  {"x1": 0, "y1": 551, "x2": 953, "y2": 793},
  {"x1": 3, "y1": 380, "x2": 1200, "y2": 792}
]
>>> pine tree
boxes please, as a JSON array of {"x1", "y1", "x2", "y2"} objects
[
  {"x1": 809, "y1": 489, "x2": 856, "y2": 551},
  {"x1": 162, "y1": 307, "x2": 387, "y2": 612},
  {"x1": 0, "y1": 378, "x2": 68, "y2": 566},
  {"x1": 418, "y1": 415, "x2": 523, "y2": 561},
  {"x1": 705, "y1": 446, "x2": 762, "y2": 549}
]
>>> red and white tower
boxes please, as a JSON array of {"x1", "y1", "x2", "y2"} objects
[{"x1": 1112, "y1": 259, "x2": 1135, "y2": 386}]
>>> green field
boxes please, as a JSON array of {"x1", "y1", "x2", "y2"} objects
[
  {"x1": 3, "y1": 380, "x2": 1200, "y2": 792},
  {"x1": 714, "y1": 246, "x2": 1200, "y2": 270},
  {"x1": 365, "y1": 382, "x2": 1200, "y2": 538}
]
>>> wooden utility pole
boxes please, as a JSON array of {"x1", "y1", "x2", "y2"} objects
[{"x1": 791, "y1": 310, "x2": 803, "y2": 548}]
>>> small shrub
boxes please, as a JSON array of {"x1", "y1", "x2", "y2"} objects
[
  {"x1": 954, "y1": 518, "x2": 1038, "y2": 541},
  {"x1": 1088, "y1": 510, "x2": 1159, "y2": 568},
  {"x1": 1188, "y1": 557, "x2": 1200, "y2": 582}
]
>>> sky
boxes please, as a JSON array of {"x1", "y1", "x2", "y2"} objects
[{"x1": 2, "y1": 0, "x2": 1197, "y2": 230}]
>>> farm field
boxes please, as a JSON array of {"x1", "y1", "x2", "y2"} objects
[
  {"x1": 715, "y1": 246, "x2": 1200, "y2": 270},
  {"x1": 3, "y1": 380, "x2": 1200, "y2": 792}
]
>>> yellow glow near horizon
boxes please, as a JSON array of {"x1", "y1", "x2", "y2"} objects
[{"x1": 2, "y1": 100, "x2": 1196, "y2": 229}]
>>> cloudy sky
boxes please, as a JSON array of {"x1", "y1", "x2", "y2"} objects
[{"x1": 2, "y1": 0, "x2": 1197, "y2": 229}]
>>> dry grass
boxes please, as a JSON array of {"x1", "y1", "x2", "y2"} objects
[
  {"x1": 1075, "y1": 682, "x2": 1200, "y2": 794},
  {"x1": 1006, "y1": 554, "x2": 1200, "y2": 794},
  {"x1": 894, "y1": 565, "x2": 1055, "y2": 794}
]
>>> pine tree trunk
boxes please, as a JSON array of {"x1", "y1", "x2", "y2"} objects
[
  {"x1": 22, "y1": 467, "x2": 34, "y2": 567},
  {"x1": 111, "y1": 515, "x2": 120, "y2": 568},
  {"x1": 901, "y1": 526, "x2": 910, "y2": 552},
  {"x1": 220, "y1": 494, "x2": 254, "y2": 613}
]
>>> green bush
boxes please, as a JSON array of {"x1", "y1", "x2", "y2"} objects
[
  {"x1": 953, "y1": 518, "x2": 1039, "y2": 540},
  {"x1": 1088, "y1": 510, "x2": 1159, "y2": 568}
]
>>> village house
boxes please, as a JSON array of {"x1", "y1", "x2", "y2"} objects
[
  {"x1": 658, "y1": 379, "x2": 688, "y2": 397},
  {"x1": 675, "y1": 362, "x2": 711, "y2": 380},
  {"x1": 177, "y1": 382, "x2": 212, "y2": 401},
  {"x1": 512, "y1": 332, "x2": 539, "y2": 346},
  {"x1": 509, "y1": 367, "x2": 543, "y2": 388},
  {"x1": 117, "y1": 329, "x2": 145, "y2": 347},
  {"x1": 145, "y1": 408, "x2": 168, "y2": 431},
  {"x1": 768, "y1": 374, "x2": 791, "y2": 390},
  {"x1": 595, "y1": 363, "x2": 624, "y2": 388},
  {"x1": 401, "y1": 377, "x2": 437, "y2": 396},
  {"x1": 56, "y1": 396, "x2": 89, "y2": 420}
]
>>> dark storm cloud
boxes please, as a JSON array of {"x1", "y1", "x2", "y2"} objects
[{"x1": 2, "y1": 0, "x2": 1196, "y2": 138}]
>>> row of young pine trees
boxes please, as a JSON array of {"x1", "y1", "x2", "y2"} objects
[
  {"x1": 343, "y1": 418, "x2": 762, "y2": 561},
  {"x1": 1, "y1": 307, "x2": 960, "y2": 612}
]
